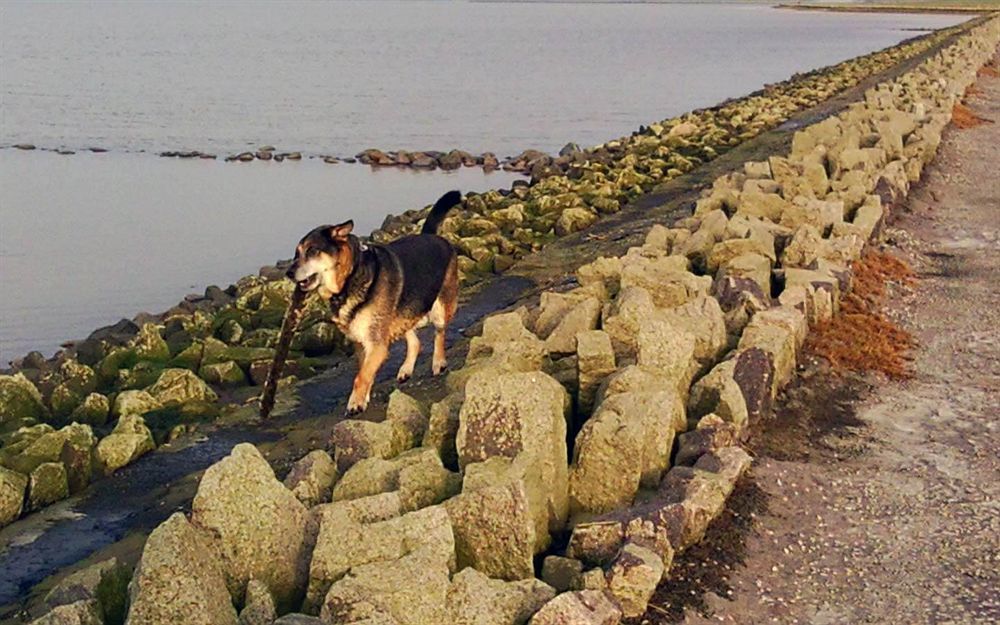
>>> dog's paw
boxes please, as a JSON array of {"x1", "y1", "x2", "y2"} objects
[
  {"x1": 396, "y1": 373, "x2": 411, "y2": 384},
  {"x1": 432, "y1": 361, "x2": 448, "y2": 376},
  {"x1": 346, "y1": 393, "x2": 368, "y2": 415}
]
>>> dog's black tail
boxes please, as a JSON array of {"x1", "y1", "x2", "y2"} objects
[{"x1": 422, "y1": 190, "x2": 462, "y2": 234}]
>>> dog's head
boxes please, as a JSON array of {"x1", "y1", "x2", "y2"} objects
[{"x1": 286, "y1": 221, "x2": 357, "y2": 298}]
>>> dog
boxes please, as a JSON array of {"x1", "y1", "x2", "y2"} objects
[{"x1": 286, "y1": 190, "x2": 461, "y2": 414}]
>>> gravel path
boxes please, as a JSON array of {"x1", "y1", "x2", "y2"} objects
[{"x1": 657, "y1": 52, "x2": 1000, "y2": 625}]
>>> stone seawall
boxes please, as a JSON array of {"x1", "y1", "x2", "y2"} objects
[
  {"x1": 17, "y1": 14, "x2": 998, "y2": 625},
  {"x1": 2, "y1": 18, "x2": 988, "y2": 534}
]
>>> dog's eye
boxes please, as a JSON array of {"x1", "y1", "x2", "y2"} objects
[{"x1": 305, "y1": 249, "x2": 317, "y2": 258}]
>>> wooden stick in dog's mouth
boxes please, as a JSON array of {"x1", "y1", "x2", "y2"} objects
[{"x1": 259, "y1": 285, "x2": 307, "y2": 419}]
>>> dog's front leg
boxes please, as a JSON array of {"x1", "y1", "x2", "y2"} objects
[
  {"x1": 347, "y1": 342, "x2": 388, "y2": 415},
  {"x1": 396, "y1": 330, "x2": 420, "y2": 383}
]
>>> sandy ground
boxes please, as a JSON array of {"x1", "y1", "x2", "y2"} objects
[{"x1": 638, "y1": 53, "x2": 1000, "y2": 625}]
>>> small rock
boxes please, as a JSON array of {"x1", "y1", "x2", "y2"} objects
[
  {"x1": 284, "y1": 449, "x2": 338, "y2": 507},
  {"x1": 28, "y1": 462, "x2": 69, "y2": 511}
]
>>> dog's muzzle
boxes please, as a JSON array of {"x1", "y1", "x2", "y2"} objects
[
  {"x1": 286, "y1": 265, "x2": 320, "y2": 292},
  {"x1": 296, "y1": 273, "x2": 320, "y2": 292}
]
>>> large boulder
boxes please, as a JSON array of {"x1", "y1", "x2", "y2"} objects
[
  {"x1": 687, "y1": 360, "x2": 749, "y2": 432},
  {"x1": 1, "y1": 466, "x2": 28, "y2": 527},
  {"x1": 618, "y1": 256, "x2": 710, "y2": 309},
  {"x1": 445, "y1": 567, "x2": 555, "y2": 625},
  {"x1": 6, "y1": 427, "x2": 68, "y2": 475},
  {"x1": 554, "y1": 207, "x2": 598, "y2": 237},
  {"x1": 385, "y1": 390, "x2": 429, "y2": 452},
  {"x1": 305, "y1": 505, "x2": 455, "y2": 612},
  {"x1": 126, "y1": 512, "x2": 237, "y2": 625},
  {"x1": 449, "y1": 314, "x2": 547, "y2": 393},
  {"x1": 456, "y1": 371, "x2": 570, "y2": 537},
  {"x1": 333, "y1": 447, "x2": 458, "y2": 511},
  {"x1": 568, "y1": 401, "x2": 644, "y2": 517},
  {"x1": 463, "y1": 455, "x2": 551, "y2": 553},
  {"x1": 659, "y1": 295, "x2": 727, "y2": 374},
  {"x1": 542, "y1": 298, "x2": 601, "y2": 356},
  {"x1": 319, "y1": 547, "x2": 450, "y2": 625},
  {"x1": 635, "y1": 317, "x2": 697, "y2": 395},
  {"x1": 147, "y1": 368, "x2": 219, "y2": 405},
  {"x1": 59, "y1": 423, "x2": 97, "y2": 493},
  {"x1": 423, "y1": 394, "x2": 463, "y2": 470},
  {"x1": 190, "y1": 443, "x2": 310, "y2": 613},
  {"x1": 445, "y1": 482, "x2": 536, "y2": 581},
  {"x1": 569, "y1": 390, "x2": 683, "y2": 517}
]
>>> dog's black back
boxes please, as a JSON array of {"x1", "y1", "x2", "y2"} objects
[{"x1": 384, "y1": 234, "x2": 454, "y2": 317}]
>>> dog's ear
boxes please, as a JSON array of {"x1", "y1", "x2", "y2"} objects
[{"x1": 328, "y1": 220, "x2": 354, "y2": 240}]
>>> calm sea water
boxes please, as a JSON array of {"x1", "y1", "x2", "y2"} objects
[{"x1": 0, "y1": 1, "x2": 966, "y2": 360}]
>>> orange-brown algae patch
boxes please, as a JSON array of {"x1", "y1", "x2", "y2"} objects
[
  {"x1": 951, "y1": 102, "x2": 992, "y2": 129},
  {"x1": 805, "y1": 251, "x2": 915, "y2": 380}
]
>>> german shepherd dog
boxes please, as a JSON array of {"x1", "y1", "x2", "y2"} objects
[{"x1": 286, "y1": 191, "x2": 461, "y2": 414}]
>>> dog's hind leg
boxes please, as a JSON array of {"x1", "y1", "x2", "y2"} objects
[
  {"x1": 397, "y1": 330, "x2": 420, "y2": 383},
  {"x1": 429, "y1": 256, "x2": 459, "y2": 376},
  {"x1": 347, "y1": 342, "x2": 388, "y2": 415}
]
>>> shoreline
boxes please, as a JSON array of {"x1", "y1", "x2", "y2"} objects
[
  {"x1": 8, "y1": 11, "x2": 999, "y2": 622},
  {"x1": 777, "y1": 2, "x2": 998, "y2": 15}
]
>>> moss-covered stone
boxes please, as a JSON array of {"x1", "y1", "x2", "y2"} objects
[
  {"x1": 168, "y1": 341, "x2": 204, "y2": 371},
  {"x1": 132, "y1": 324, "x2": 171, "y2": 362},
  {"x1": 0, "y1": 466, "x2": 28, "y2": 527},
  {"x1": 28, "y1": 462, "x2": 69, "y2": 511},
  {"x1": 112, "y1": 390, "x2": 161, "y2": 418},
  {"x1": 199, "y1": 361, "x2": 247, "y2": 388},
  {"x1": 146, "y1": 369, "x2": 219, "y2": 405},
  {"x1": 0, "y1": 373, "x2": 48, "y2": 433}
]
